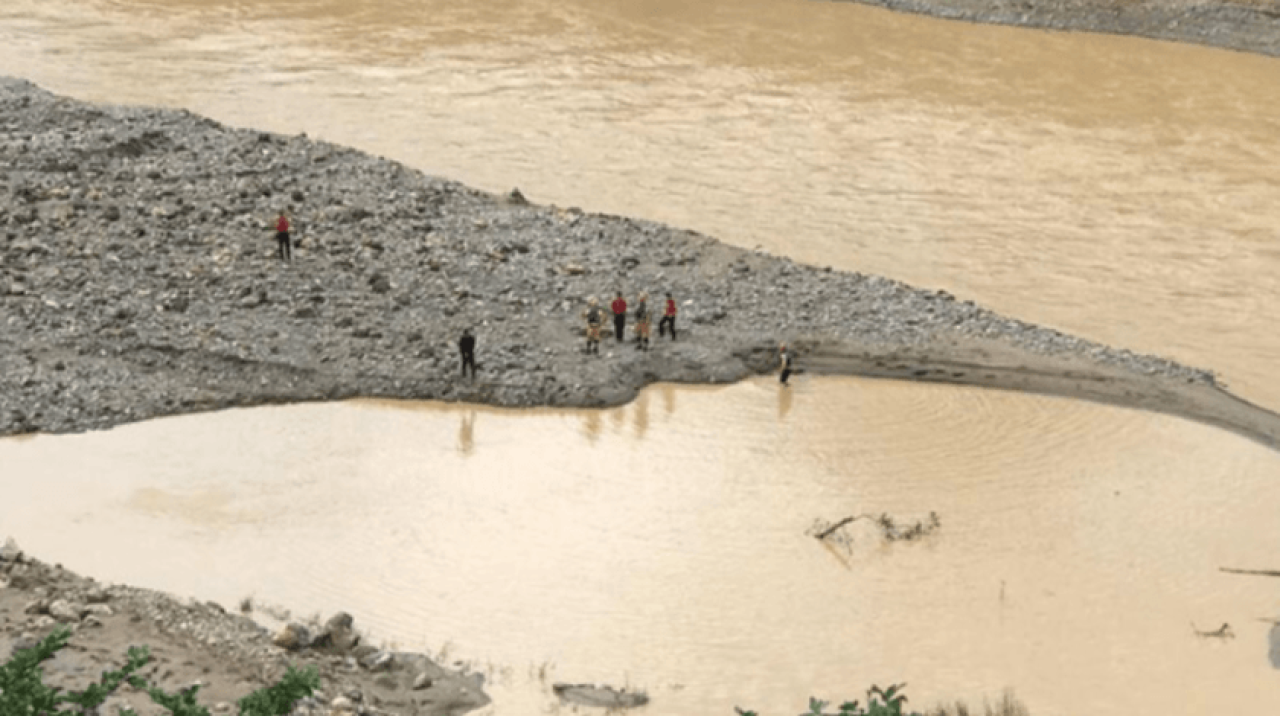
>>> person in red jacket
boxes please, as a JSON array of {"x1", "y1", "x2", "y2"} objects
[
  {"x1": 275, "y1": 212, "x2": 291, "y2": 262},
  {"x1": 659, "y1": 292, "x2": 677, "y2": 340},
  {"x1": 610, "y1": 291, "x2": 627, "y2": 343}
]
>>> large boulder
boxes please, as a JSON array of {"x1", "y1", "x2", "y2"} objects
[
  {"x1": 313, "y1": 611, "x2": 360, "y2": 653},
  {"x1": 0, "y1": 538, "x2": 22, "y2": 563},
  {"x1": 552, "y1": 683, "x2": 649, "y2": 709}
]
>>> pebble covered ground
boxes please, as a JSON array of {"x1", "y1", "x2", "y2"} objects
[
  {"x1": 0, "y1": 538, "x2": 491, "y2": 716},
  {"x1": 842, "y1": 0, "x2": 1280, "y2": 58},
  {"x1": 0, "y1": 77, "x2": 1218, "y2": 439}
]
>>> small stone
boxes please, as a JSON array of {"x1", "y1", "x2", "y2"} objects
[
  {"x1": 361, "y1": 650, "x2": 393, "y2": 672},
  {"x1": 48, "y1": 599, "x2": 85, "y2": 623},
  {"x1": 10, "y1": 633, "x2": 38, "y2": 656},
  {"x1": 272, "y1": 622, "x2": 312, "y2": 651},
  {"x1": 84, "y1": 604, "x2": 114, "y2": 617},
  {"x1": 369, "y1": 273, "x2": 392, "y2": 294},
  {"x1": 330, "y1": 696, "x2": 355, "y2": 713},
  {"x1": 411, "y1": 672, "x2": 433, "y2": 690}
]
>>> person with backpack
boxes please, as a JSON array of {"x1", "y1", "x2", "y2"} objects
[
  {"x1": 634, "y1": 292, "x2": 652, "y2": 351},
  {"x1": 779, "y1": 342, "x2": 793, "y2": 385},
  {"x1": 658, "y1": 292, "x2": 677, "y2": 340},
  {"x1": 610, "y1": 291, "x2": 627, "y2": 343},
  {"x1": 583, "y1": 297, "x2": 604, "y2": 355}
]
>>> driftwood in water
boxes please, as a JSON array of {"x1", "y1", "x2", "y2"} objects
[
  {"x1": 1220, "y1": 567, "x2": 1280, "y2": 578},
  {"x1": 812, "y1": 512, "x2": 941, "y2": 542},
  {"x1": 814, "y1": 514, "x2": 874, "y2": 540}
]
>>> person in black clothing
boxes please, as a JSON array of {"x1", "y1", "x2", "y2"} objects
[
  {"x1": 459, "y1": 328, "x2": 476, "y2": 380},
  {"x1": 779, "y1": 342, "x2": 793, "y2": 385}
]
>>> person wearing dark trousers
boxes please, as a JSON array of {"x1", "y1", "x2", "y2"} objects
[
  {"x1": 275, "y1": 212, "x2": 292, "y2": 262},
  {"x1": 659, "y1": 292, "x2": 677, "y2": 340},
  {"x1": 611, "y1": 291, "x2": 627, "y2": 343},
  {"x1": 459, "y1": 328, "x2": 476, "y2": 380},
  {"x1": 634, "y1": 292, "x2": 651, "y2": 351},
  {"x1": 779, "y1": 342, "x2": 793, "y2": 385}
]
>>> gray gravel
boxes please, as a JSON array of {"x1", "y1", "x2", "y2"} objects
[
  {"x1": 0, "y1": 76, "x2": 1219, "y2": 438},
  {"x1": 838, "y1": 0, "x2": 1280, "y2": 59}
]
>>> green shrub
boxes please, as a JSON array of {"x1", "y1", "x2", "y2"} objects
[
  {"x1": 736, "y1": 683, "x2": 1028, "y2": 716},
  {"x1": 737, "y1": 683, "x2": 916, "y2": 716},
  {"x1": 0, "y1": 626, "x2": 318, "y2": 716}
]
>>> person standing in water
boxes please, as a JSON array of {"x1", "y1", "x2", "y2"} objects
[
  {"x1": 779, "y1": 342, "x2": 793, "y2": 385},
  {"x1": 275, "y1": 211, "x2": 292, "y2": 262}
]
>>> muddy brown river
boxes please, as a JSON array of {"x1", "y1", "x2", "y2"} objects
[{"x1": 3, "y1": 0, "x2": 1280, "y2": 714}]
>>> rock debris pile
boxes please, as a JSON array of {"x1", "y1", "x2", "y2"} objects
[
  {"x1": 0, "y1": 537, "x2": 489, "y2": 716},
  {"x1": 0, "y1": 77, "x2": 1218, "y2": 437}
]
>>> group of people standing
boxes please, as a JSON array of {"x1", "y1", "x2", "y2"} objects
[
  {"x1": 583, "y1": 291, "x2": 678, "y2": 355},
  {"x1": 270, "y1": 211, "x2": 793, "y2": 386}
]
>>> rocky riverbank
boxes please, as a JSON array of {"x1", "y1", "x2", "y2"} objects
[
  {"x1": 841, "y1": 0, "x2": 1280, "y2": 59},
  {"x1": 0, "y1": 538, "x2": 491, "y2": 716},
  {"x1": 3, "y1": 77, "x2": 1279, "y2": 448}
]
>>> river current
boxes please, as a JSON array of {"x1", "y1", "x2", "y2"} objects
[{"x1": 2, "y1": 0, "x2": 1280, "y2": 714}]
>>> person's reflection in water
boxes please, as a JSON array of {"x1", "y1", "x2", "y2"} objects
[
  {"x1": 661, "y1": 385, "x2": 676, "y2": 416},
  {"x1": 458, "y1": 410, "x2": 476, "y2": 456},
  {"x1": 778, "y1": 378, "x2": 793, "y2": 421},
  {"x1": 582, "y1": 410, "x2": 603, "y2": 445},
  {"x1": 633, "y1": 390, "x2": 650, "y2": 440},
  {"x1": 1269, "y1": 622, "x2": 1280, "y2": 668}
]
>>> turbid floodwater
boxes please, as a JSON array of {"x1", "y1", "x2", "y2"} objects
[
  {"x1": 5, "y1": 379, "x2": 1280, "y2": 716},
  {"x1": 3, "y1": 0, "x2": 1280, "y2": 714}
]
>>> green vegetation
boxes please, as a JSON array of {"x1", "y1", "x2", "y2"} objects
[
  {"x1": 0, "y1": 626, "x2": 319, "y2": 716},
  {"x1": 736, "y1": 683, "x2": 1029, "y2": 716}
]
